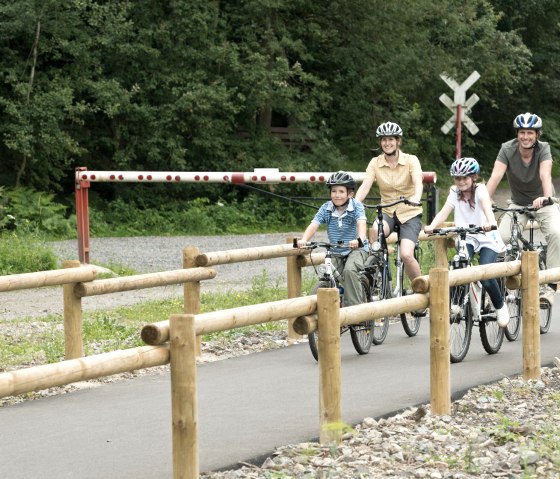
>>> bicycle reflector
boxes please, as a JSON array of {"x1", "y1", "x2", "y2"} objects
[{"x1": 371, "y1": 241, "x2": 382, "y2": 252}]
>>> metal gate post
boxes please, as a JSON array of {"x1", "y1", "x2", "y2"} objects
[{"x1": 75, "y1": 167, "x2": 91, "y2": 264}]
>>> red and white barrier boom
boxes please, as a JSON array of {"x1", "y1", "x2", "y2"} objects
[{"x1": 75, "y1": 167, "x2": 437, "y2": 262}]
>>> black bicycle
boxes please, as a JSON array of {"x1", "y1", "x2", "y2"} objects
[
  {"x1": 494, "y1": 201, "x2": 553, "y2": 335},
  {"x1": 428, "y1": 225, "x2": 505, "y2": 363},
  {"x1": 295, "y1": 240, "x2": 375, "y2": 361},
  {"x1": 362, "y1": 197, "x2": 423, "y2": 339}
]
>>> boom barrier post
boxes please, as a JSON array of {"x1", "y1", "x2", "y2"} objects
[{"x1": 75, "y1": 167, "x2": 91, "y2": 263}]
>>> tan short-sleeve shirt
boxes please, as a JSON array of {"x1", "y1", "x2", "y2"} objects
[{"x1": 364, "y1": 152, "x2": 423, "y2": 223}]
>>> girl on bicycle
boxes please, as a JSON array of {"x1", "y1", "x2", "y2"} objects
[
  {"x1": 423, "y1": 157, "x2": 510, "y2": 328},
  {"x1": 297, "y1": 171, "x2": 369, "y2": 307}
]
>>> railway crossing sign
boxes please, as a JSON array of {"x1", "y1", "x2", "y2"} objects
[{"x1": 439, "y1": 70, "x2": 480, "y2": 158}]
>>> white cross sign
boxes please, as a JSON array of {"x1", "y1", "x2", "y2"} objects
[{"x1": 440, "y1": 71, "x2": 480, "y2": 135}]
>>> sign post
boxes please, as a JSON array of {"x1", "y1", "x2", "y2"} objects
[{"x1": 439, "y1": 71, "x2": 480, "y2": 159}]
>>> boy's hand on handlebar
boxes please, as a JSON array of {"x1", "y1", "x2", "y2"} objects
[{"x1": 296, "y1": 239, "x2": 309, "y2": 248}]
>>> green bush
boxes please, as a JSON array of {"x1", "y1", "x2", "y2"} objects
[{"x1": 0, "y1": 234, "x2": 58, "y2": 275}]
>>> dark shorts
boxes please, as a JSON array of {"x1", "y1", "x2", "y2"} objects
[{"x1": 383, "y1": 213, "x2": 423, "y2": 243}]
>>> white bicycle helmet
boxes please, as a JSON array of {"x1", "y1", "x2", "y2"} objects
[
  {"x1": 513, "y1": 112, "x2": 542, "y2": 130},
  {"x1": 376, "y1": 121, "x2": 403, "y2": 138},
  {"x1": 326, "y1": 171, "x2": 356, "y2": 190},
  {"x1": 450, "y1": 157, "x2": 479, "y2": 177}
]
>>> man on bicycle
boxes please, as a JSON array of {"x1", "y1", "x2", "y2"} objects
[
  {"x1": 297, "y1": 171, "x2": 368, "y2": 307},
  {"x1": 355, "y1": 121, "x2": 425, "y2": 316},
  {"x1": 486, "y1": 112, "x2": 560, "y2": 305}
]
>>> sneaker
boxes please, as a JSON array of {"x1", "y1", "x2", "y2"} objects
[
  {"x1": 496, "y1": 306, "x2": 510, "y2": 328},
  {"x1": 540, "y1": 286, "x2": 556, "y2": 306},
  {"x1": 413, "y1": 308, "x2": 427, "y2": 318}
]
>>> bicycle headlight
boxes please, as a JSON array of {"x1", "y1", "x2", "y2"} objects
[
  {"x1": 371, "y1": 241, "x2": 381, "y2": 252},
  {"x1": 317, "y1": 264, "x2": 328, "y2": 275}
]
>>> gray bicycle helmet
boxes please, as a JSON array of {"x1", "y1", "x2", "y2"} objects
[
  {"x1": 376, "y1": 121, "x2": 403, "y2": 138},
  {"x1": 326, "y1": 171, "x2": 356, "y2": 190},
  {"x1": 513, "y1": 112, "x2": 542, "y2": 130},
  {"x1": 450, "y1": 157, "x2": 479, "y2": 177}
]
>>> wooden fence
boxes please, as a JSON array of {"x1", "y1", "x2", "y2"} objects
[{"x1": 1, "y1": 240, "x2": 560, "y2": 479}]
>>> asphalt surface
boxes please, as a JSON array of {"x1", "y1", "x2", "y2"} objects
[{"x1": 1, "y1": 308, "x2": 559, "y2": 478}]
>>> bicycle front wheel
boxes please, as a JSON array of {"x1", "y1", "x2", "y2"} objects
[
  {"x1": 362, "y1": 271, "x2": 389, "y2": 345},
  {"x1": 500, "y1": 258, "x2": 521, "y2": 341},
  {"x1": 540, "y1": 300, "x2": 552, "y2": 334},
  {"x1": 479, "y1": 289, "x2": 505, "y2": 355},
  {"x1": 450, "y1": 284, "x2": 473, "y2": 363},
  {"x1": 398, "y1": 262, "x2": 421, "y2": 337},
  {"x1": 307, "y1": 281, "x2": 333, "y2": 361}
]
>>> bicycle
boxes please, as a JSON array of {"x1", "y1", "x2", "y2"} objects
[
  {"x1": 294, "y1": 240, "x2": 376, "y2": 361},
  {"x1": 493, "y1": 201, "x2": 553, "y2": 335},
  {"x1": 362, "y1": 197, "x2": 423, "y2": 338},
  {"x1": 428, "y1": 225, "x2": 505, "y2": 363}
]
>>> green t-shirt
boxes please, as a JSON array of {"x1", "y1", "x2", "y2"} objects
[{"x1": 496, "y1": 139, "x2": 553, "y2": 205}]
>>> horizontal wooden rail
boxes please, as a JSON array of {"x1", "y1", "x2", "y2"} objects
[
  {"x1": 0, "y1": 266, "x2": 98, "y2": 293},
  {"x1": 293, "y1": 292, "x2": 429, "y2": 335},
  {"x1": 195, "y1": 243, "x2": 303, "y2": 267},
  {"x1": 74, "y1": 267, "x2": 216, "y2": 297},
  {"x1": 141, "y1": 295, "x2": 317, "y2": 345},
  {"x1": 412, "y1": 260, "x2": 521, "y2": 294},
  {"x1": 0, "y1": 345, "x2": 169, "y2": 398}
]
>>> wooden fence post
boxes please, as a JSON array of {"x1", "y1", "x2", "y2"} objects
[
  {"x1": 183, "y1": 247, "x2": 202, "y2": 356},
  {"x1": 521, "y1": 251, "x2": 541, "y2": 380},
  {"x1": 434, "y1": 237, "x2": 449, "y2": 269},
  {"x1": 170, "y1": 314, "x2": 198, "y2": 479},
  {"x1": 286, "y1": 237, "x2": 303, "y2": 341},
  {"x1": 63, "y1": 260, "x2": 84, "y2": 359},
  {"x1": 429, "y1": 267, "x2": 450, "y2": 415},
  {"x1": 317, "y1": 287, "x2": 342, "y2": 445}
]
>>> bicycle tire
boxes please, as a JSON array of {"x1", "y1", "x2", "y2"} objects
[
  {"x1": 362, "y1": 268, "x2": 389, "y2": 345},
  {"x1": 479, "y1": 288, "x2": 505, "y2": 354},
  {"x1": 398, "y1": 251, "x2": 421, "y2": 337},
  {"x1": 540, "y1": 300, "x2": 552, "y2": 334},
  {"x1": 501, "y1": 253, "x2": 522, "y2": 341},
  {"x1": 307, "y1": 281, "x2": 335, "y2": 361},
  {"x1": 449, "y1": 283, "x2": 473, "y2": 363},
  {"x1": 349, "y1": 292, "x2": 374, "y2": 355}
]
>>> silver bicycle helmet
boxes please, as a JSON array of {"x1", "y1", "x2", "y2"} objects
[
  {"x1": 326, "y1": 171, "x2": 357, "y2": 190},
  {"x1": 513, "y1": 112, "x2": 542, "y2": 130},
  {"x1": 376, "y1": 121, "x2": 403, "y2": 138},
  {"x1": 450, "y1": 157, "x2": 480, "y2": 177}
]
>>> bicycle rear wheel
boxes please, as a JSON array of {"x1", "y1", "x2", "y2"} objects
[
  {"x1": 479, "y1": 289, "x2": 505, "y2": 354},
  {"x1": 450, "y1": 283, "x2": 473, "y2": 363},
  {"x1": 398, "y1": 258, "x2": 421, "y2": 337},
  {"x1": 362, "y1": 269, "x2": 389, "y2": 345},
  {"x1": 307, "y1": 281, "x2": 333, "y2": 361}
]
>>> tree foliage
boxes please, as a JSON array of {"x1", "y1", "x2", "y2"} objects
[{"x1": 0, "y1": 0, "x2": 556, "y2": 202}]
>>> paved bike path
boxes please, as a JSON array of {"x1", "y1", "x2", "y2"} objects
[{"x1": 1, "y1": 307, "x2": 559, "y2": 478}]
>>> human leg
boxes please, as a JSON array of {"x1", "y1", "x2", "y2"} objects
[
  {"x1": 341, "y1": 250, "x2": 368, "y2": 306},
  {"x1": 397, "y1": 214, "x2": 422, "y2": 281}
]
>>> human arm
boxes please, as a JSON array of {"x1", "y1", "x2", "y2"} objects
[
  {"x1": 485, "y1": 160, "x2": 507, "y2": 200},
  {"x1": 480, "y1": 193, "x2": 498, "y2": 232},
  {"x1": 297, "y1": 222, "x2": 319, "y2": 248},
  {"x1": 355, "y1": 177, "x2": 374, "y2": 203},
  {"x1": 423, "y1": 203, "x2": 453, "y2": 234},
  {"x1": 348, "y1": 218, "x2": 367, "y2": 249},
  {"x1": 409, "y1": 164, "x2": 424, "y2": 205},
  {"x1": 535, "y1": 159, "x2": 554, "y2": 208}
]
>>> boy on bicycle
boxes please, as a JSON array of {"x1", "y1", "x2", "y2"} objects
[
  {"x1": 424, "y1": 157, "x2": 510, "y2": 328},
  {"x1": 297, "y1": 171, "x2": 368, "y2": 307}
]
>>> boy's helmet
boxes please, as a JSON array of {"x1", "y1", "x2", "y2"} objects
[
  {"x1": 450, "y1": 157, "x2": 479, "y2": 177},
  {"x1": 513, "y1": 112, "x2": 542, "y2": 130},
  {"x1": 326, "y1": 171, "x2": 356, "y2": 190},
  {"x1": 376, "y1": 122, "x2": 403, "y2": 138}
]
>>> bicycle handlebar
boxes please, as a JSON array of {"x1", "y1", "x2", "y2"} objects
[
  {"x1": 365, "y1": 196, "x2": 422, "y2": 210},
  {"x1": 293, "y1": 238, "x2": 364, "y2": 249},
  {"x1": 493, "y1": 197, "x2": 553, "y2": 214},
  {"x1": 429, "y1": 225, "x2": 495, "y2": 236}
]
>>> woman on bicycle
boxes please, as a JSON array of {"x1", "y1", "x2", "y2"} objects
[
  {"x1": 424, "y1": 157, "x2": 510, "y2": 327},
  {"x1": 297, "y1": 171, "x2": 369, "y2": 307},
  {"x1": 355, "y1": 121, "x2": 425, "y2": 316}
]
